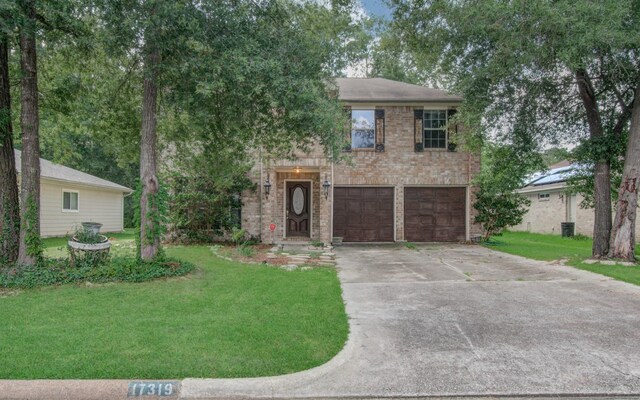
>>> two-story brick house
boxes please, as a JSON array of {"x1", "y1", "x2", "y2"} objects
[{"x1": 241, "y1": 77, "x2": 481, "y2": 244}]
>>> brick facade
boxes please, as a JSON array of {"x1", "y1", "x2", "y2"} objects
[{"x1": 241, "y1": 104, "x2": 482, "y2": 244}]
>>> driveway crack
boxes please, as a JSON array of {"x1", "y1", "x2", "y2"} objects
[
  {"x1": 455, "y1": 322, "x2": 481, "y2": 360},
  {"x1": 439, "y1": 257, "x2": 475, "y2": 280},
  {"x1": 591, "y1": 351, "x2": 640, "y2": 381}
]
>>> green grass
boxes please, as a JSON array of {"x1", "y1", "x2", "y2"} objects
[
  {"x1": 403, "y1": 242, "x2": 417, "y2": 250},
  {"x1": 483, "y1": 231, "x2": 593, "y2": 261},
  {"x1": 485, "y1": 231, "x2": 640, "y2": 286},
  {"x1": 0, "y1": 245, "x2": 348, "y2": 379}
]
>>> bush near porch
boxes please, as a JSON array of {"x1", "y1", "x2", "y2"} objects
[{"x1": 485, "y1": 231, "x2": 640, "y2": 286}]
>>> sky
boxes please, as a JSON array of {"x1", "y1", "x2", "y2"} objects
[
  {"x1": 343, "y1": 1, "x2": 392, "y2": 77},
  {"x1": 359, "y1": 0, "x2": 392, "y2": 20}
]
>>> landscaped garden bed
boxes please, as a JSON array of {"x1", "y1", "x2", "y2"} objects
[
  {"x1": 0, "y1": 256, "x2": 194, "y2": 289},
  {"x1": 0, "y1": 228, "x2": 193, "y2": 289},
  {"x1": 212, "y1": 243, "x2": 337, "y2": 269}
]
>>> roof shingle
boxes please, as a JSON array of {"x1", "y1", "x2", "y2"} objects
[
  {"x1": 336, "y1": 77, "x2": 462, "y2": 103},
  {"x1": 14, "y1": 149, "x2": 132, "y2": 193}
]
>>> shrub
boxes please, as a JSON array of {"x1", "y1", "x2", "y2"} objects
[
  {"x1": 473, "y1": 143, "x2": 542, "y2": 241},
  {"x1": 236, "y1": 245, "x2": 256, "y2": 258},
  {"x1": 474, "y1": 189, "x2": 530, "y2": 241},
  {"x1": 71, "y1": 227, "x2": 103, "y2": 244},
  {"x1": 0, "y1": 257, "x2": 195, "y2": 289},
  {"x1": 231, "y1": 227, "x2": 247, "y2": 247}
]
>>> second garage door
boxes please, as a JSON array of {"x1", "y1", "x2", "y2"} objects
[
  {"x1": 404, "y1": 187, "x2": 466, "y2": 242},
  {"x1": 333, "y1": 187, "x2": 394, "y2": 242}
]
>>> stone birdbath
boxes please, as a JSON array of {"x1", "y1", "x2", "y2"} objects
[{"x1": 68, "y1": 222, "x2": 111, "y2": 267}]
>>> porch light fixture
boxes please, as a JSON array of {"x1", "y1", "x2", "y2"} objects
[
  {"x1": 294, "y1": 166, "x2": 301, "y2": 174},
  {"x1": 322, "y1": 175, "x2": 331, "y2": 200},
  {"x1": 263, "y1": 176, "x2": 272, "y2": 200}
]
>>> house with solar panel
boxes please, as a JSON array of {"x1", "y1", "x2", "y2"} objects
[{"x1": 512, "y1": 160, "x2": 640, "y2": 239}]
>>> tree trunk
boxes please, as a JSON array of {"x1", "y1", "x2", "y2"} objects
[
  {"x1": 17, "y1": 0, "x2": 41, "y2": 265},
  {"x1": 609, "y1": 82, "x2": 640, "y2": 261},
  {"x1": 139, "y1": 49, "x2": 160, "y2": 260},
  {"x1": 576, "y1": 69, "x2": 611, "y2": 258},
  {"x1": 0, "y1": 36, "x2": 20, "y2": 264}
]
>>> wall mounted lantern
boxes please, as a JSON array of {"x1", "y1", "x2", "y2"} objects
[
  {"x1": 322, "y1": 175, "x2": 331, "y2": 200},
  {"x1": 264, "y1": 176, "x2": 272, "y2": 200}
]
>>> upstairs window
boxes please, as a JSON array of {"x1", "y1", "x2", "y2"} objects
[
  {"x1": 423, "y1": 110, "x2": 449, "y2": 149},
  {"x1": 538, "y1": 193, "x2": 550, "y2": 201},
  {"x1": 351, "y1": 110, "x2": 375, "y2": 149},
  {"x1": 63, "y1": 190, "x2": 79, "y2": 212},
  {"x1": 414, "y1": 108, "x2": 456, "y2": 151}
]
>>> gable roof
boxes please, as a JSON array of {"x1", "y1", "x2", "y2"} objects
[
  {"x1": 335, "y1": 77, "x2": 463, "y2": 103},
  {"x1": 14, "y1": 149, "x2": 132, "y2": 193}
]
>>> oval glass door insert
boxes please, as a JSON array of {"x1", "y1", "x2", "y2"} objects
[{"x1": 292, "y1": 187, "x2": 304, "y2": 215}]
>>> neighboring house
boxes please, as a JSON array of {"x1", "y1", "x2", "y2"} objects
[
  {"x1": 512, "y1": 161, "x2": 640, "y2": 239},
  {"x1": 241, "y1": 78, "x2": 482, "y2": 244},
  {"x1": 14, "y1": 150, "x2": 132, "y2": 237}
]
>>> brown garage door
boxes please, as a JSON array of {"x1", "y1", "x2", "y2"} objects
[
  {"x1": 333, "y1": 187, "x2": 394, "y2": 242},
  {"x1": 404, "y1": 187, "x2": 466, "y2": 242}
]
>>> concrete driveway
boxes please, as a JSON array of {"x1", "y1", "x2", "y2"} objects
[{"x1": 182, "y1": 244, "x2": 640, "y2": 398}]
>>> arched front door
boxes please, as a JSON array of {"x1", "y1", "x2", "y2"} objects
[{"x1": 286, "y1": 181, "x2": 310, "y2": 237}]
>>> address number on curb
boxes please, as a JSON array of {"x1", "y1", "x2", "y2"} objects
[{"x1": 128, "y1": 381, "x2": 180, "y2": 397}]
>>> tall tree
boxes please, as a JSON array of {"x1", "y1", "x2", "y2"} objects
[
  {"x1": 0, "y1": 30, "x2": 20, "y2": 264},
  {"x1": 96, "y1": 0, "x2": 366, "y2": 259},
  {"x1": 17, "y1": 0, "x2": 42, "y2": 265},
  {"x1": 574, "y1": 69, "x2": 612, "y2": 257},
  {"x1": 368, "y1": 30, "x2": 422, "y2": 84},
  {"x1": 139, "y1": 24, "x2": 160, "y2": 260},
  {"x1": 540, "y1": 147, "x2": 570, "y2": 167},
  {"x1": 609, "y1": 83, "x2": 640, "y2": 261},
  {"x1": 391, "y1": 0, "x2": 639, "y2": 258},
  {"x1": 34, "y1": 24, "x2": 140, "y2": 227}
]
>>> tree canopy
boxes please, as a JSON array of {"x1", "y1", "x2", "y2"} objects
[{"x1": 391, "y1": 0, "x2": 640, "y2": 257}]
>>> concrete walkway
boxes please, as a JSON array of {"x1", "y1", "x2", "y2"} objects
[{"x1": 181, "y1": 244, "x2": 640, "y2": 399}]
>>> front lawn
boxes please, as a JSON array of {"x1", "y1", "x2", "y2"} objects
[
  {"x1": 485, "y1": 231, "x2": 640, "y2": 286},
  {"x1": 0, "y1": 246, "x2": 348, "y2": 379}
]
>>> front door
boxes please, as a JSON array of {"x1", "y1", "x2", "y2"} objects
[{"x1": 286, "y1": 181, "x2": 310, "y2": 237}]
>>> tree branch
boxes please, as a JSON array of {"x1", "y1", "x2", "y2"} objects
[{"x1": 612, "y1": 98, "x2": 634, "y2": 137}]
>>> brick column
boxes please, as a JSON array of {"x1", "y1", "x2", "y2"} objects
[
  {"x1": 396, "y1": 184, "x2": 404, "y2": 241},
  {"x1": 319, "y1": 167, "x2": 332, "y2": 245}
]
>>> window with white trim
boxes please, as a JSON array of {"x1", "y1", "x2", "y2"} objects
[
  {"x1": 423, "y1": 110, "x2": 450, "y2": 149},
  {"x1": 63, "y1": 191, "x2": 79, "y2": 211},
  {"x1": 538, "y1": 193, "x2": 550, "y2": 201}
]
